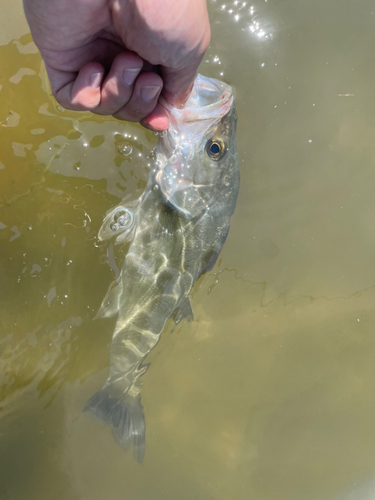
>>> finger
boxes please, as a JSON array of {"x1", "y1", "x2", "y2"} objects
[
  {"x1": 95, "y1": 52, "x2": 143, "y2": 115},
  {"x1": 141, "y1": 103, "x2": 169, "y2": 131},
  {"x1": 113, "y1": 71, "x2": 163, "y2": 123},
  {"x1": 46, "y1": 61, "x2": 105, "y2": 111}
]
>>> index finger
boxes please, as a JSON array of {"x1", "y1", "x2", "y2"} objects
[{"x1": 45, "y1": 61, "x2": 104, "y2": 110}]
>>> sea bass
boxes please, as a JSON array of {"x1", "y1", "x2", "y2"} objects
[{"x1": 84, "y1": 74, "x2": 240, "y2": 462}]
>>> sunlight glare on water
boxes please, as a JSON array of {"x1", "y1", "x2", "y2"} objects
[{"x1": 2, "y1": 0, "x2": 375, "y2": 499}]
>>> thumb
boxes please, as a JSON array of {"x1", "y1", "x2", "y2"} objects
[
  {"x1": 160, "y1": 60, "x2": 201, "y2": 108},
  {"x1": 160, "y1": 23, "x2": 210, "y2": 108}
]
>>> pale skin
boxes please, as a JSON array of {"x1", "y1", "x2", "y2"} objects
[{"x1": 23, "y1": 0, "x2": 211, "y2": 130}]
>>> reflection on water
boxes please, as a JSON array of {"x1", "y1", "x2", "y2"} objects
[{"x1": 2, "y1": 0, "x2": 375, "y2": 499}]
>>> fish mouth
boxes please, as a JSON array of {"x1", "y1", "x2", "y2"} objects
[{"x1": 159, "y1": 74, "x2": 233, "y2": 132}]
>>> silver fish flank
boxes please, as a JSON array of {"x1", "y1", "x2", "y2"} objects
[{"x1": 84, "y1": 74, "x2": 240, "y2": 462}]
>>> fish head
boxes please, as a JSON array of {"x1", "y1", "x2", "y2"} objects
[{"x1": 157, "y1": 74, "x2": 238, "y2": 219}]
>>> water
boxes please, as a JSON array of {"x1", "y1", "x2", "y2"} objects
[{"x1": 2, "y1": 0, "x2": 375, "y2": 498}]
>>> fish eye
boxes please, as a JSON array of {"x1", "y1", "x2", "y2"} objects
[{"x1": 205, "y1": 137, "x2": 226, "y2": 161}]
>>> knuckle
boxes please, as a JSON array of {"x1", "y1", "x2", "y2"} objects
[{"x1": 53, "y1": 94, "x2": 74, "y2": 111}]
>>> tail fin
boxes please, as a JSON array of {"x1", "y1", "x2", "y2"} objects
[{"x1": 83, "y1": 386, "x2": 145, "y2": 463}]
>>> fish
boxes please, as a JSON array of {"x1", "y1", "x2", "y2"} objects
[{"x1": 84, "y1": 74, "x2": 240, "y2": 462}]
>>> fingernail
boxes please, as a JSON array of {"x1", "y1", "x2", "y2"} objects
[
  {"x1": 123, "y1": 68, "x2": 140, "y2": 86},
  {"x1": 141, "y1": 86, "x2": 161, "y2": 103},
  {"x1": 90, "y1": 72, "x2": 102, "y2": 89}
]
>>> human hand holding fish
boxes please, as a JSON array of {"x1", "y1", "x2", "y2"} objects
[
  {"x1": 22, "y1": 0, "x2": 211, "y2": 130},
  {"x1": 24, "y1": 0, "x2": 240, "y2": 463}
]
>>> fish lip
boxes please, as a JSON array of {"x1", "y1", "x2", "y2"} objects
[
  {"x1": 160, "y1": 96, "x2": 233, "y2": 125},
  {"x1": 179, "y1": 117, "x2": 216, "y2": 124}
]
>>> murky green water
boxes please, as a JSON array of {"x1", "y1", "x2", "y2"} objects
[{"x1": 2, "y1": 0, "x2": 375, "y2": 498}]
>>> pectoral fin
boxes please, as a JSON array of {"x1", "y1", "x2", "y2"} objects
[
  {"x1": 98, "y1": 196, "x2": 142, "y2": 244},
  {"x1": 94, "y1": 279, "x2": 123, "y2": 319},
  {"x1": 173, "y1": 297, "x2": 194, "y2": 324}
]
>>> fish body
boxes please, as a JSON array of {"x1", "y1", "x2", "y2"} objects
[{"x1": 84, "y1": 75, "x2": 240, "y2": 462}]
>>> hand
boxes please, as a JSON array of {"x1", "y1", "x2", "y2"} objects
[{"x1": 23, "y1": 0, "x2": 210, "y2": 130}]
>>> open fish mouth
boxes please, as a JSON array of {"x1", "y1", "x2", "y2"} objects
[{"x1": 160, "y1": 74, "x2": 234, "y2": 138}]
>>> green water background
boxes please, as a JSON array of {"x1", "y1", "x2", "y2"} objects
[{"x1": 1, "y1": 1, "x2": 375, "y2": 498}]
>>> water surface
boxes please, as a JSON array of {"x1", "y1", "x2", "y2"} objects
[{"x1": 2, "y1": 1, "x2": 375, "y2": 499}]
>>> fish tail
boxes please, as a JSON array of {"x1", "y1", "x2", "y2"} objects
[{"x1": 83, "y1": 385, "x2": 145, "y2": 463}]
